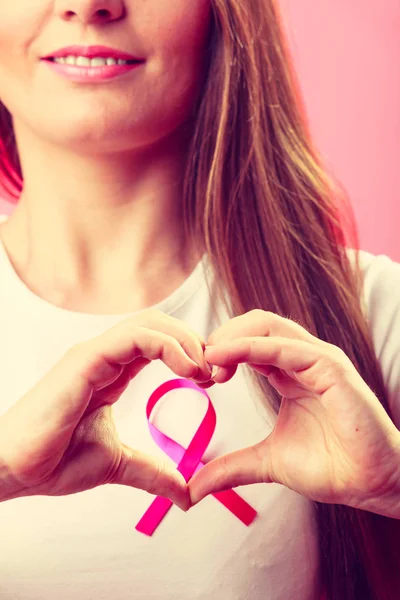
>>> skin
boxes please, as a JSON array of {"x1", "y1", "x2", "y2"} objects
[
  {"x1": 190, "y1": 311, "x2": 400, "y2": 519},
  {"x1": 0, "y1": 2, "x2": 216, "y2": 508},
  {"x1": 0, "y1": 2, "x2": 399, "y2": 525},
  {"x1": 0, "y1": 0, "x2": 212, "y2": 314}
]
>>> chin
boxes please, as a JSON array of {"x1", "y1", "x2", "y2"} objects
[{"x1": 31, "y1": 106, "x2": 189, "y2": 155}]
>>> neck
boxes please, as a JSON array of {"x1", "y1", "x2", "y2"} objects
[{"x1": 1, "y1": 124, "x2": 201, "y2": 314}]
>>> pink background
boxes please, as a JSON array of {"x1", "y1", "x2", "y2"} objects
[
  {"x1": 279, "y1": 0, "x2": 400, "y2": 261},
  {"x1": 1, "y1": 1, "x2": 399, "y2": 260}
]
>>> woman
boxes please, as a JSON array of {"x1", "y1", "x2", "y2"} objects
[{"x1": 0, "y1": 1, "x2": 399, "y2": 599}]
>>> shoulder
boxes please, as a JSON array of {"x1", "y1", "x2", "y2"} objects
[
  {"x1": 346, "y1": 247, "x2": 400, "y2": 316},
  {"x1": 346, "y1": 246, "x2": 400, "y2": 289},
  {"x1": 346, "y1": 247, "x2": 400, "y2": 427}
]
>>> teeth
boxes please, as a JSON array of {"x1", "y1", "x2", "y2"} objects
[{"x1": 53, "y1": 56, "x2": 131, "y2": 67}]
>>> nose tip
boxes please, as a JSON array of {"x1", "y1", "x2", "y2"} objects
[{"x1": 59, "y1": 0, "x2": 125, "y2": 24}]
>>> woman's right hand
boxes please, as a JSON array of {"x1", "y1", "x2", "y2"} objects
[{"x1": 0, "y1": 310, "x2": 213, "y2": 510}]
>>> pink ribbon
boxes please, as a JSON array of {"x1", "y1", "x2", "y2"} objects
[{"x1": 136, "y1": 378, "x2": 258, "y2": 536}]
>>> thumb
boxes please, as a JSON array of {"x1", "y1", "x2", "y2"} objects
[
  {"x1": 112, "y1": 444, "x2": 191, "y2": 512},
  {"x1": 188, "y1": 441, "x2": 272, "y2": 505}
]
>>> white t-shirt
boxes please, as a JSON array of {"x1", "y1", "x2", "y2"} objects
[{"x1": 0, "y1": 212, "x2": 399, "y2": 600}]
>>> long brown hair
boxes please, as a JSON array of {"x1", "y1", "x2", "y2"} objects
[{"x1": 1, "y1": 1, "x2": 399, "y2": 598}]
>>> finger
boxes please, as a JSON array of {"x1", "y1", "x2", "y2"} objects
[
  {"x1": 133, "y1": 311, "x2": 212, "y2": 383},
  {"x1": 113, "y1": 445, "x2": 191, "y2": 512},
  {"x1": 12, "y1": 319, "x2": 204, "y2": 453},
  {"x1": 207, "y1": 310, "x2": 324, "y2": 347},
  {"x1": 80, "y1": 326, "x2": 202, "y2": 391},
  {"x1": 27, "y1": 328, "x2": 201, "y2": 435},
  {"x1": 92, "y1": 358, "x2": 152, "y2": 408},
  {"x1": 188, "y1": 441, "x2": 271, "y2": 505},
  {"x1": 206, "y1": 337, "x2": 316, "y2": 369},
  {"x1": 211, "y1": 364, "x2": 238, "y2": 384},
  {"x1": 205, "y1": 337, "x2": 349, "y2": 395},
  {"x1": 195, "y1": 379, "x2": 217, "y2": 390}
]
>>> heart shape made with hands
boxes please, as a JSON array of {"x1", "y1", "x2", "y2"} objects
[{"x1": 136, "y1": 309, "x2": 400, "y2": 535}]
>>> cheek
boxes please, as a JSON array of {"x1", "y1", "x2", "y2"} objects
[
  {"x1": 0, "y1": 11, "x2": 41, "y2": 96},
  {"x1": 0, "y1": 8, "x2": 41, "y2": 54},
  {"x1": 148, "y1": 1, "x2": 212, "y2": 101},
  {"x1": 149, "y1": 1, "x2": 212, "y2": 58},
  {"x1": 0, "y1": 35, "x2": 23, "y2": 108}
]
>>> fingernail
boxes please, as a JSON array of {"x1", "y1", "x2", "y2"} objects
[
  {"x1": 211, "y1": 366, "x2": 220, "y2": 379},
  {"x1": 175, "y1": 499, "x2": 190, "y2": 512}
]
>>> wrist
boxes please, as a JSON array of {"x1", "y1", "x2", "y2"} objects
[{"x1": 356, "y1": 432, "x2": 400, "y2": 519}]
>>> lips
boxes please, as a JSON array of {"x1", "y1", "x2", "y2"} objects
[{"x1": 42, "y1": 45, "x2": 144, "y2": 62}]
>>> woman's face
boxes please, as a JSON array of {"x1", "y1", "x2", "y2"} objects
[{"x1": 0, "y1": 0, "x2": 212, "y2": 153}]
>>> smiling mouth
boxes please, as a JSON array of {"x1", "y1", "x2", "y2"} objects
[{"x1": 43, "y1": 57, "x2": 140, "y2": 65}]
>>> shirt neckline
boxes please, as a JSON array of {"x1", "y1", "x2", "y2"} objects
[{"x1": 0, "y1": 213, "x2": 207, "y2": 322}]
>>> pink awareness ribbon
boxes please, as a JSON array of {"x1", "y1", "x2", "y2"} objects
[{"x1": 136, "y1": 378, "x2": 258, "y2": 536}]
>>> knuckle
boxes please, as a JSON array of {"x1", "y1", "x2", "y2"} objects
[
  {"x1": 182, "y1": 333, "x2": 202, "y2": 353},
  {"x1": 326, "y1": 343, "x2": 347, "y2": 364},
  {"x1": 146, "y1": 336, "x2": 164, "y2": 361},
  {"x1": 180, "y1": 338, "x2": 194, "y2": 355},
  {"x1": 162, "y1": 336, "x2": 182, "y2": 359},
  {"x1": 215, "y1": 454, "x2": 230, "y2": 487},
  {"x1": 251, "y1": 308, "x2": 267, "y2": 318},
  {"x1": 174, "y1": 321, "x2": 205, "y2": 349},
  {"x1": 149, "y1": 462, "x2": 165, "y2": 494},
  {"x1": 133, "y1": 308, "x2": 165, "y2": 325},
  {"x1": 215, "y1": 455, "x2": 237, "y2": 493},
  {"x1": 319, "y1": 349, "x2": 349, "y2": 380},
  {"x1": 179, "y1": 331, "x2": 204, "y2": 354},
  {"x1": 284, "y1": 315, "x2": 311, "y2": 336},
  {"x1": 259, "y1": 310, "x2": 276, "y2": 328}
]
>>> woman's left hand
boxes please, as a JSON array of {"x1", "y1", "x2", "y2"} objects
[{"x1": 188, "y1": 310, "x2": 400, "y2": 515}]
